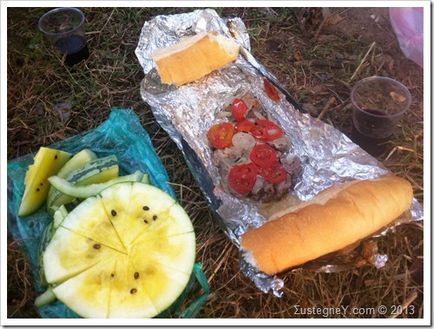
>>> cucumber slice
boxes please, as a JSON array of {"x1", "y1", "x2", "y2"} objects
[
  {"x1": 35, "y1": 287, "x2": 57, "y2": 308},
  {"x1": 141, "y1": 173, "x2": 150, "y2": 184},
  {"x1": 47, "y1": 150, "x2": 98, "y2": 207},
  {"x1": 47, "y1": 155, "x2": 119, "y2": 215},
  {"x1": 57, "y1": 149, "x2": 98, "y2": 179},
  {"x1": 48, "y1": 172, "x2": 144, "y2": 199}
]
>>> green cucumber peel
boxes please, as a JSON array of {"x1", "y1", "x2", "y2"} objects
[
  {"x1": 141, "y1": 173, "x2": 150, "y2": 184},
  {"x1": 56, "y1": 149, "x2": 97, "y2": 179},
  {"x1": 47, "y1": 155, "x2": 119, "y2": 215},
  {"x1": 39, "y1": 205, "x2": 69, "y2": 287},
  {"x1": 48, "y1": 171, "x2": 144, "y2": 199}
]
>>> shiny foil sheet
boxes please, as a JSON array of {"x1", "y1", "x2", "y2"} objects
[{"x1": 136, "y1": 9, "x2": 423, "y2": 296}]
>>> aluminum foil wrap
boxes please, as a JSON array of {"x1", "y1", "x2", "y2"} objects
[{"x1": 136, "y1": 9, "x2": 423, "y2": 296}]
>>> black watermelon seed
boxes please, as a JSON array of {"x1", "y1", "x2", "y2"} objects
[
  {"x1": 134, "y1": 272, "x2": 139, "y2": 279},
  {"x1": 130, "y1": 288, "x2": 137, "y2": 294},
  {"x1": 143, "y1": 206, "x2": 150, "y2": 211},
  {"x1": 111, "y1": 209, "x2": 117, "y2": 216},
  {"x1": 143, "y1": 219, "x2": 148, "y2": 224},
  {"x1": 39, "y1": 182, "x2": 43, "y2": 186},
  {"x1": 152, "y1": 215, "x2": 157, "y2": 221},
  {"x1": 111, "y1": 273, "x2": 115, "y2": 277},
  {"x1": 36, "y1": 188, "x2": 40, "y2": 192},
  {"x1": 93, "y1": 244, "x2": 101, "y2": 249},
  {"x1": 54, "y1": 155, "x2": 58, "y2": 159}
]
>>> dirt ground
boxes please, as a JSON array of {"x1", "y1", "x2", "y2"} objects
[{"x1": 7, "y1": 7, "x2": 423, "y2": 318}]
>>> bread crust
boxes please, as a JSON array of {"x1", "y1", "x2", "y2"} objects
[
  {"x1": 240, "y1": 176, "x2": 413, "y2": 275},
  {"x1": 152, "y1": 32, "x2": 240, "y2": 86}
]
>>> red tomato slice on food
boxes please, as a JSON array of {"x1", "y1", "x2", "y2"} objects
[
  {"x1": 228, "y1": 163, "x2": 258, "y2": 194},
  {"x1": 257, "y1": 120, "x2": 284, "y2": 141},
  {"x1": 263, "y1": 79, "x2": 281, "y2": 102},
  {"x1": 250, "y1": 120, "x2": 284, "y2": 141},
  {"x1": 250, "y1": 144, "x2": 278, "y2": 168},
  {"x1": 207, "y1": 122, "x2": 235, "y2": 149},
  {"x1": 260, "y1": 165, "x2": 288, "y2": 184},
  {"x1": 230, "y1": 99, "x2": 249, "y2": 122},
  {"x1": 235, "y1": 119, "x2": 256, "y2": 133}
]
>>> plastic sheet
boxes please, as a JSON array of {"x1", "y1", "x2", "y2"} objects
[
  {"x1": 7, "y1": 109, "x2": 209, "y2": 318},
  {"x1": 389, "y1": 7, "x2": 423, "y2": 67}
]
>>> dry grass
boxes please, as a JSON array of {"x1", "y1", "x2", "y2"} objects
[{"x1": 7, "y1": 8, "x2": 423, "y2": 318}]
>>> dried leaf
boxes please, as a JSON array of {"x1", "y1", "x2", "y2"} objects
[
  {"x1": 390, "y1": 91, "x2": 407, "y2": 103},
  {"x1": 294, "y1": 49, "x2": 303, "y2": 62}
]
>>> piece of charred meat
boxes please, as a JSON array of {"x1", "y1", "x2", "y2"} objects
[
  {"x1": 281, "y1": 154, "x2": 302, "y2": 179},
  {"x1": 267, "y1": 136, "x2": 291, "y2": 152}
]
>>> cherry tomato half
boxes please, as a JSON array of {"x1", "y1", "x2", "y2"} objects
[
  {"x1": 250, "y1": 120, "x2": 284, "y2": 141},
  {"x1": 263, "y1": 79, "x2": 281, "y2": 102},
  {"x1": 250, "y1": 143, "x2": 278, "y2": 168},
  {"x1": 235, "y1": 119, "x2": 256, "y2": 133},
  {"x1": 207, "y1": 122, "x2": 234, "y2": 149},
  {"x1": 228, "y1": 163, "x2": 258, "y2": 194},
  {"x1": 231, "y1": 99, "x2": 248, "y2": 122},
  {"x1": 260, "y1": 165, "x2": 288, "y2": 184}
]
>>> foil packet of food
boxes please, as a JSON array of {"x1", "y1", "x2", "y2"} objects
[{"x1": 135, "y1": 9, "x2": 423, "y2": 296}]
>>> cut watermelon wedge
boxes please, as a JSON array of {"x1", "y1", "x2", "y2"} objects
[
  {"x1": 59, "y1": 196, "x2": 127, "y2": 253},
  {"x1": 53, "y1": 258, "x2": 116, "y2": 318},
  {"x1": 99, "y1": 182, "x2": 178, "y2": 247},
  {"x1": 43, "y1": 226, "x2": 117, "y2": 284},
  {"x1": 42, "y1": 182, "x2": 195, "y2": 318}
]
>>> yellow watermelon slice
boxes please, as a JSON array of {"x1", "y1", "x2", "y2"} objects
[
  {"x1": 42, "y1": 182, "x2": 195, "y2": 318},
  {"x1": 19, "y1": 147, "x2": 71, "y2": 216}
]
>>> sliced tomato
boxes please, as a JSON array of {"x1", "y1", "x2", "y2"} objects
[
  {"x1": 250, "y1": 120, "x2": 284, "y2": 141},
  {"x1": 263, "y1": 79, "x2": 281, "y2": 102},
  {"x1": 207, "y1": 123, "x2": 234, "y2": 149},
  {"x1": 260, "y1": 165, "x2": 288, "y2": 184},
  {"x1": 231, "y1": 99, "x2": 249, "y2": 122},
  {"x1": 250, "y1": 144, "x2": 278, "y2": 168},
  {"x1": 228, "y1": 163, "x2": 258, "y2": 194},
  {"x1": 235, "y1": 119, "x2": 256, "y2": 133}
]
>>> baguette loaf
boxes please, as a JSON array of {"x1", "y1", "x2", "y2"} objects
[
  {"x1": 240, "y1": 176, "x2": 413, "y2": 275},
  {"x1": 152, "y1": 32, "x2": 240, "y2": 86}
]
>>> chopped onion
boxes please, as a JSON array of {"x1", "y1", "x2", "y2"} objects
[
  {"x1": 251, "y1": 175, "x2": 265, "y2": 194},
  {"x1": 232, "y1": 132, "x2": 256, "y2": 152}
]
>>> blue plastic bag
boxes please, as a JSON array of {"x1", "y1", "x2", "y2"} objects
[{"x1": 7, "y1": 108, "x2": 209, "y2": 318}]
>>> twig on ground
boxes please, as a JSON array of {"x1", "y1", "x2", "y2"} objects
[
  {"x1": 317, "y1": 96, "x2": 337, "y2": 120},
  {"x1": 349, "y1": 41, "x2": 376, "y2": 81}
]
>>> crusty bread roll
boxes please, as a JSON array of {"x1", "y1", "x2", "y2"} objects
[
  {"x1": 240, "y1": 176, "x2": 413, "y2": 275},
  {"x1": 152, "y1": 31, "x2": 240, "y2": 86}
]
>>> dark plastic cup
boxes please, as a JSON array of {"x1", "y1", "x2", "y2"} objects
[
  {"x1": 351, "y1": 76, "x2": 411, "y2": 139},
  {"x1": 38, "y1": 8, "x2": 89, "y2": 66}
]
